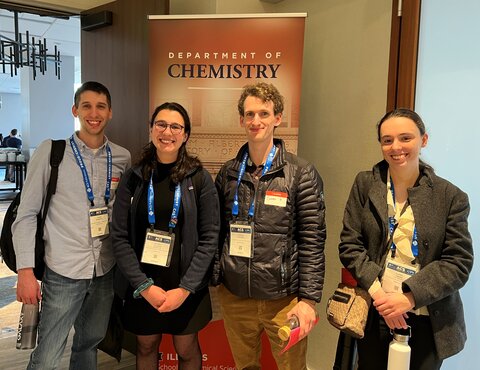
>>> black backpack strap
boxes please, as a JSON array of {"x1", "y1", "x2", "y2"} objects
[{"x1": 40, "y1": 140, "x2": 66, "y2": 227}]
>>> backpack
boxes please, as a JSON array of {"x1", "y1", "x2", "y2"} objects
[{"x1": 0, "y1": 140, "x2": 66, "y2": 280}]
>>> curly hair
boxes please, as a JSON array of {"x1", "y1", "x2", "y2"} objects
[{"x1": 237, "y1": 82, "x2": 284, "y2": 117}]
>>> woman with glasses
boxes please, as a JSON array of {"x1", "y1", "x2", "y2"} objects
[
  {"x1": 338, "y1": 108, "x2": 473, "y2": 369},
  {"x1": 112, "y1": 102, "x2": 220, "y2": 369}
]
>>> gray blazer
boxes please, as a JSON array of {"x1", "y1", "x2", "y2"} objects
[{"x1": 339, "y1": 160, "x2": 473, "y2": 359}]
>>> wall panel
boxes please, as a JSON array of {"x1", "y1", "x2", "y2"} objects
[{"x1": 81, "y1": 0, "x2": 168, "y2": 160}]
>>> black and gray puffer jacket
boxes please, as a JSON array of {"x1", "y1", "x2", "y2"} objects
[{"x1": 214, "y1": 139, "x2": 326, "y2": 302}]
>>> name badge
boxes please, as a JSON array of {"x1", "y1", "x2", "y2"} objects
[
  {"x1": 264, "y1": 190, "x2": 288, "y2": 207},
  {"x1": 381, "y1": 256, "x2": 420, "y2": 293},
  {"x1": 141, "y1": 230, "x2": 174, "y2": 267},
  {"x1": 229, "y1": 221, "x2": 254, "y2": 258},
  {"x1": 89, "y1": 207, "x2": 109, "y2": 237}
]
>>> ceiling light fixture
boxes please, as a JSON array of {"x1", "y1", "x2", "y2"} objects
[{"x1": 0, "y1": 10, "x2": 61, "y2": 80}]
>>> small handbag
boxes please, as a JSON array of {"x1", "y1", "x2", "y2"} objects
[{"x1": 326, "y1": 283, "x2": 371, "y2": 339}]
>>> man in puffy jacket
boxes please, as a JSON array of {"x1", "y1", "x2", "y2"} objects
[{"x1": 214, "y1": 82, "x2": 326, "y2": 369}]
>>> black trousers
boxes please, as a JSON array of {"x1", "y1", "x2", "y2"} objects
[{"x1": 357, "y1": 307, "x2": 442, "y2": 370}]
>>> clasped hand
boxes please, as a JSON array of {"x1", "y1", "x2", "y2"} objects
[
  {"x1": 373, "y1": 289, "x2": 415, "y2": 329},
  {"x1": 142, "y1": 286, "x2": 190, "y2": 313}
]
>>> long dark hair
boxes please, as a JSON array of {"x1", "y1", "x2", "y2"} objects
[{"x1": 137, "y1": 102, "x2": 201, "y2": 183}]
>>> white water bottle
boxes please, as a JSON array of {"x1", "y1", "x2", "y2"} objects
[
  {"x1": 387, "y1": 330, "x2": 411, "y2": 370},
  {"x1": 16, "y1": 304, "x2": 39, "y2": 350}
]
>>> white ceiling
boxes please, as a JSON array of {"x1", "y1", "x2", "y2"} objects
[
  {"x1": 1, "y1": 0, "x2": 113, "y2": 14},
  {"x1": 0, "y1": 0, "x2": 113, "y2": 94}
]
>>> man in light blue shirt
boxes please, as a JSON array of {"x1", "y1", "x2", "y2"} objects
[{"x1": 13, "y1": 81, "x2": 131, "y2": 369}]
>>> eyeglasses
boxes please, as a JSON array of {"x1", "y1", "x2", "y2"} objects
[{"x1": 153, "y1": 120, "x2": 185, "y2": 134}]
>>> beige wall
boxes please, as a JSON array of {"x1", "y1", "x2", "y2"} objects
[{"x1": 170, "y1": 1, "x2": 392, "y2": 368}]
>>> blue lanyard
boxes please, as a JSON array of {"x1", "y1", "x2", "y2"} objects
[
  {"x1": 147, "y1": 173, "x2": 182, "y2": 231},
  {"x1": 388, "y1": 178, "x2": 418, "y2": 258},
  {"x1": 232, "y1": 145, "x2": 276, "y2": 218},
  {"x1": 70, "y1": 135, "x2": 112, "y2": 207}
]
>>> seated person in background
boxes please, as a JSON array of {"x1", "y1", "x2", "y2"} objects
[
  {"x1": 5, "y1": 129, "x2": 22, "y2": 182},
  {"x1": 6, "y1": 129, "x2": 22, "y2": 149}
]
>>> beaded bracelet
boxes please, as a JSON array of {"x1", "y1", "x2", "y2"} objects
[{"x1": 133, "y1": 278, "x2": 154, "y2": 299}]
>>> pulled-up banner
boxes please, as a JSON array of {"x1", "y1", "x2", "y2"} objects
[{"x1": 149, "y1": 13, "x2": 306, "y2": 176}]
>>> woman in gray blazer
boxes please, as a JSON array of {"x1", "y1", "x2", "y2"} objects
[{"x1": 339, "y1": 108, "x2": 473, "y2": 370}]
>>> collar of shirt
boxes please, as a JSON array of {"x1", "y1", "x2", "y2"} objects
[{"x1": 73, "y1": 131, "x2": 109, "y2": 153}]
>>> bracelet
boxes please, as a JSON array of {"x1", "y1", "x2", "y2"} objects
[{"x1": 133, "y1": 278, "x2": 154, "y2": 299}]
